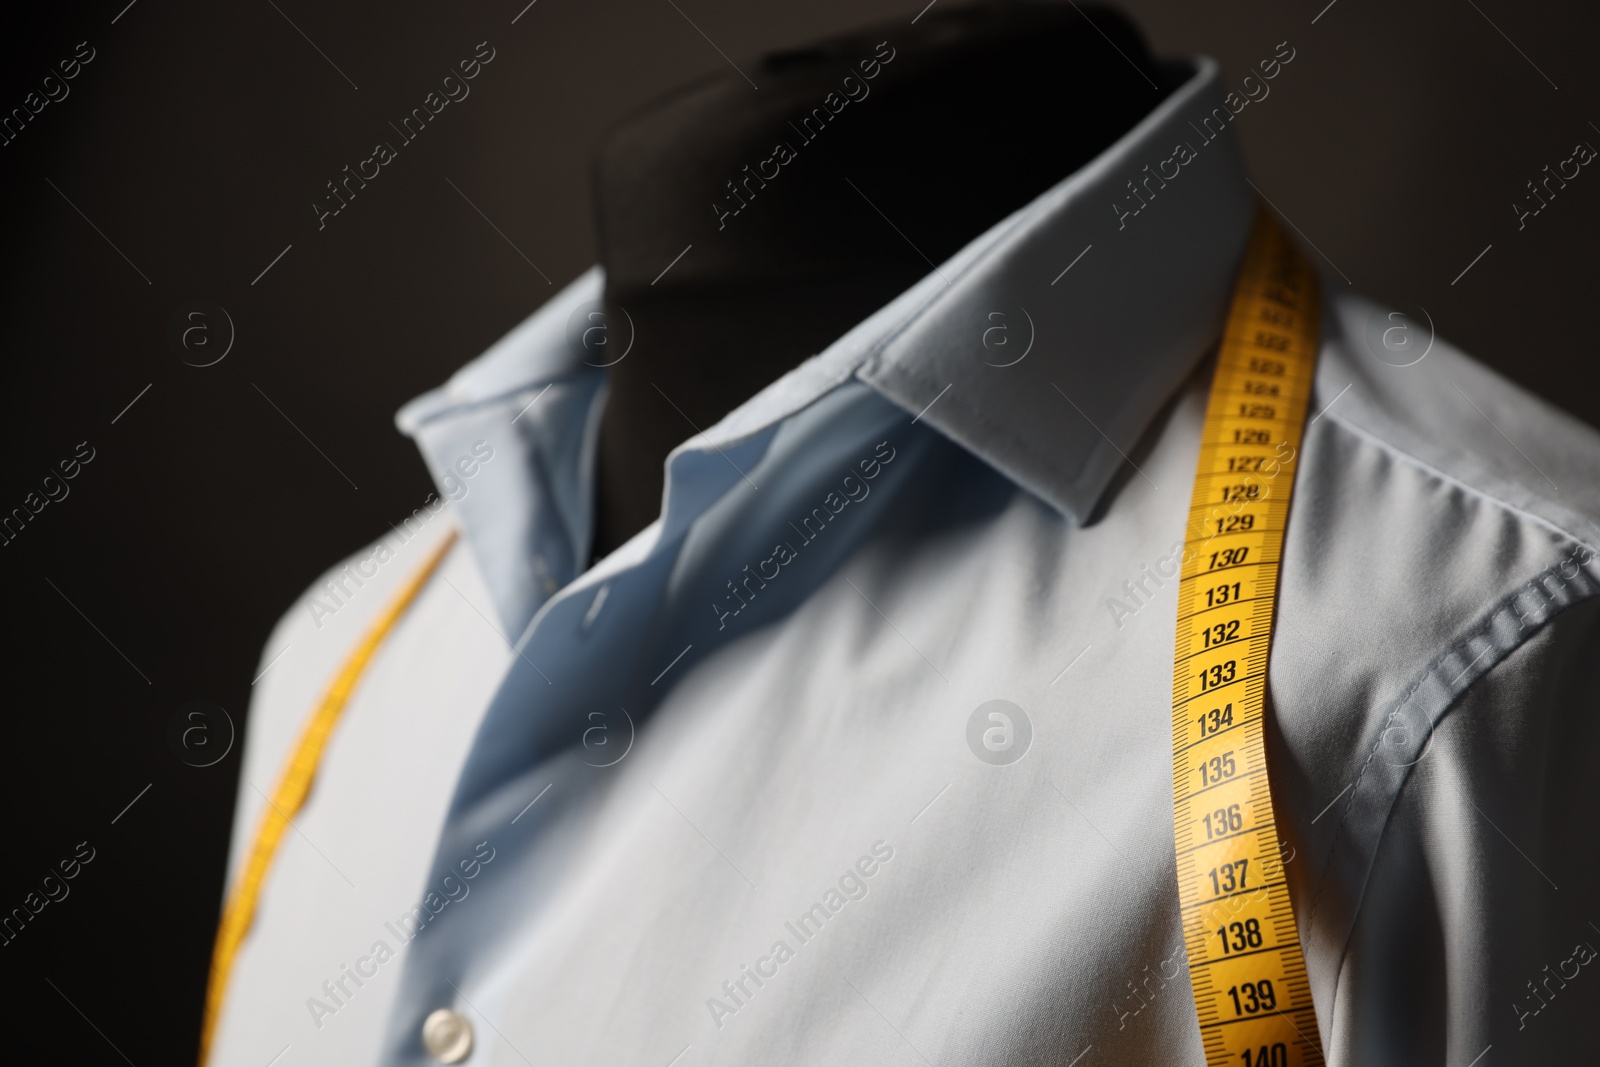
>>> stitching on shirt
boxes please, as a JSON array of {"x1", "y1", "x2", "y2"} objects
[
  {"x1": 1298, "y1": 409, "x2": 1600, "y2": 1037},
  {"x1": 1308, "y1": 556, "x2": 1600, "y2": 1034},
  {"x1": 1307, "y1": 573, "x2": 1550, "y2": 906},
  {"x1": 1322, "y1": 406, "x2": 1600, "y2": 555},
  {"x1": 1299, "y1": 412, "x2": 1600, "y2": 895},
  {"x1": 1305, "y1": 412, "x2": 1600, "y2": 873},
  {"x1": 1304, "y1": 408, "x2": 1600, "y2": 921}
]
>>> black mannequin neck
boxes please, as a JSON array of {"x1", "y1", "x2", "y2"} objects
[{"x1": 589, "y1": 2, "x2": 1169, "y2": 558}]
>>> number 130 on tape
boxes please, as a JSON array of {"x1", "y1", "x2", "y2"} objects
[{"x1": 1170, "y1": 206, "x2": 1326, "y2": 1067}]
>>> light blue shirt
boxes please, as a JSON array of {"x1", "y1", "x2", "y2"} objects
[{"x1": 217, "y1": 56, "x2": 1600, "y2": 1067}]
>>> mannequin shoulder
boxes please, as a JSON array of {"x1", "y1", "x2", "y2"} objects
[{"x1": 224, "y1": 507, "x2": 482, "y2": 883}]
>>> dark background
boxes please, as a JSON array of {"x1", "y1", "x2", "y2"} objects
[{"x1": 3, "y1": 0, "x2": 1595, "y2": 1061}]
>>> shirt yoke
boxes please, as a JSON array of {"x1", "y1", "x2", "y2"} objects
[{"x1": 1320, "y1": 288, "x2": 1600, "y2": 552}]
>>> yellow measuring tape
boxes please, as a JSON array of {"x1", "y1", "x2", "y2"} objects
[
  {"x1": 1171, "y1": 207, "x2": 1324, "y2": 1067},
  {"x1": 199, "y1": 528, "x2": 459, "y2": 1065}
]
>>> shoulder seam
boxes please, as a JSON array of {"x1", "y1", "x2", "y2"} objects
[
  {"x1": 1308, "y1": 550, "x2": 1600, "y2": 1032},
  {"x1": 1322, "y1": 406, "x2": 1599, "y2": 554}
]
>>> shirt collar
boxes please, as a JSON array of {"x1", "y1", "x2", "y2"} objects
[
  {"x1": 395, "y1": 272, "x2": 609, "y2": 636},
  {"x1": 398, "y1": 57, "x2": 1252, "y2": 628},
  {"x1": 853, "y1": 56, "x2": 1254, "y2": 521}
]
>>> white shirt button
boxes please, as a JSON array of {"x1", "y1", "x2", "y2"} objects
[{"x1": 421, "y1": 1008, "x2": 474, "y2": 1063}]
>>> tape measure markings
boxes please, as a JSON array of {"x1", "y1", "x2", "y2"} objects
[{"x1": 1169, "y1": 206, "x2": 1327, "y2": 1067}]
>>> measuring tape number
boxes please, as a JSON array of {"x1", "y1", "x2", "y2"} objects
[{"x1": 1170, "y1": 207, "x2": 1326, "y2": 1067}]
